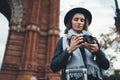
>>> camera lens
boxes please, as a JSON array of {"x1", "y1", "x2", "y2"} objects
[{"x1": 83, "y1": 35, "x2": 95, "y2": 44}]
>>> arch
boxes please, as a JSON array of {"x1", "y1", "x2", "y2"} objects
[
  {"x1": 0, "y1": 0, "x2": 11, "y2": 22},
  {"x1": 0, "y1": 0, "x2": 24, "y2": 25}
]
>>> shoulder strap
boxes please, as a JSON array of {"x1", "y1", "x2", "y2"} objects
[{"x1": 79, "y1": 48, "x2": 87, "y2": 68}]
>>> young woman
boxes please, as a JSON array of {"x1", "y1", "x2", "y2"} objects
[{"x1": 50, "y1": 7, "x2": 109, "y2": 80}]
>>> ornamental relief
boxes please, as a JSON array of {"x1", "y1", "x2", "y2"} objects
[
  {"x1": 6, "y1": 0, "x2": 24, "y2": 26},
  {"x1": 2, "y1": 63, "x2": 19, "y2": 71}
]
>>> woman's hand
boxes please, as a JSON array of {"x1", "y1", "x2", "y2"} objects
[
  {"x1": 67, "y1": 34, "x2": 83, "y2": 54},
  {"x1": 81, "y1": 40, "x2": 99, "y2": 53}
]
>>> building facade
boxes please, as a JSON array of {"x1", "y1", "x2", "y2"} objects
[{"x1": 0, "y1": 0, "x2": 60, "y2": 80}]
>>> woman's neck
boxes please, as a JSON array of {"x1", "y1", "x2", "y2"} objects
[{"x1": 74, "y1": 30, "x2": 83, "y2": 34}]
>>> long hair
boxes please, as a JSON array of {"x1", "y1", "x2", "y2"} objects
[{"x1": 64, "y1": 14, "x2": 89, "y2": 34}]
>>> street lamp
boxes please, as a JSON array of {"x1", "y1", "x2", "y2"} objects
[{"x1": 114, "y1": 0, "x2": 120, "y2": 34}]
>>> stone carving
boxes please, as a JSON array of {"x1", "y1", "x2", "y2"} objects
[
  {"x1": 6, "y1": 0, "x2": 24, "y2": 31},
  {"x1": 2, "y1": 63, "x2": 19, "y2": 71}
]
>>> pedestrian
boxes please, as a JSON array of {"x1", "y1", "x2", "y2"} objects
[{"x1": 50, "y1": 7, "x2": 110, "y2": 80}]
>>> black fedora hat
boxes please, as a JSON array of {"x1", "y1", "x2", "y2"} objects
[{"x1": 64, "y1": 7, "x2": 92, "y2": 26}]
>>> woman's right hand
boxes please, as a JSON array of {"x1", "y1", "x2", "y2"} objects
[{"x1": 67, "y1": 34, "x2": 83, "y2": 54}]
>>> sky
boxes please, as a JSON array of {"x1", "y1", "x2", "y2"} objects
[
  {"x1": 59, "y1": 0, "x2": 116, "y2": 37},
  {"x1": 0, "y1": 13, "x2": 9, "y2": 68},
  {"x1": 0, "y1": 0, "x2": 120, "y2": 69}
]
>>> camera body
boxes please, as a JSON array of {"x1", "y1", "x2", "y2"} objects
[{"x1": 83, "y1": 35, "x2": 95, "y2": 44}]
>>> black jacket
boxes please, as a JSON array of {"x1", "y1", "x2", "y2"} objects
[{"x1": 51, "y1": 37, "x2": 110, "y2": 80}]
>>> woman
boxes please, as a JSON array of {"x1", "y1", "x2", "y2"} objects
[{"x1": 50, "y1": 7, "x2": 109, "y2": 80}]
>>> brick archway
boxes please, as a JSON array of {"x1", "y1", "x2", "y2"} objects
[
  {"x1": 0, "y1": 0, "x2": 24, "y2": 25},
  {"x1": 0, "y1": 0, "x2": 11, "y2": 22},
  {"x1": 0, "y1": 0, "x2": 60, "y2": 80}
]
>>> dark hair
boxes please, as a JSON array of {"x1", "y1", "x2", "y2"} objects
[{"x1": 64, "y1": 13, "x2": 89, "y2": 34}]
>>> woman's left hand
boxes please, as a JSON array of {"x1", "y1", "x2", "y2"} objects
[{"x1": 81, "y1": 40, "x2": 99, "y2": 53}]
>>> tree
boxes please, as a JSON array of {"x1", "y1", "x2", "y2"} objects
[
  {"x1": 100, "y1": 27, "x2": 120, "y2": 53},
  {"x1": 100, "y1": 27, "x2": 120, "y2": 78}
]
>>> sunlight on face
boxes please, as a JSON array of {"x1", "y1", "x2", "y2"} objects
[{"x1": 71, "y1": 13, "x2": 85, "y2": 33}]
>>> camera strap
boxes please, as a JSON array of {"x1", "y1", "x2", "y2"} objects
[{"x1": 79, "y1": 48, "x2": 87, "y2": 68}]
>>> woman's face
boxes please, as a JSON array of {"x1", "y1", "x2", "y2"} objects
[{"x1": 71, "y1": 13, "x2": 85, "y2": 32}]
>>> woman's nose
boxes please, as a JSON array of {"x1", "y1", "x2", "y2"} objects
[{"x1": 78, "y1": 20, "x2": 82, "y2": 24}]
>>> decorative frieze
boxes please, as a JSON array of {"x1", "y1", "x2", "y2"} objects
[
  {"x1": 10, "y1": 25, "x2": 25, "y2": 32},
  {"x1": 20, "y1": 62, "x2": 37, "y2": 71},
  {"x1": 2, "y1": 63, "x2": 19, "y2": 71},
  {"x1": 10, "y1": 25, "x2": 60, "y2": 37},
  {"x1": 48, "y1": 28, "x2": 60, "y2": 36},
  {"x1": 26, "y1": 24, "x2": 40, "y2": 32}
]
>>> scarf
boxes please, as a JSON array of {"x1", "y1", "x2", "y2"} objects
[{"x1": 62, "y1": 29, "x2": 102, "y2": 80}]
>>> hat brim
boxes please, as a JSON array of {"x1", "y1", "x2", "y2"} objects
[{"x1": 64, "y1": 7, "x2": 92, "y2": 26}]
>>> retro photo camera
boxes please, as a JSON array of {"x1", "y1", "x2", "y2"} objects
[{"x1": 83, "y1": 35, "x2": 95, "y2": 44}]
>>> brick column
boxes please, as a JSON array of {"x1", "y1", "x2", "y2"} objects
[
  {"x1": 45, "y1": 0, "x2": 60, "y2": 80},
  {"x1": 17, "y1": 25, "x2": 40, "y2": 80}
]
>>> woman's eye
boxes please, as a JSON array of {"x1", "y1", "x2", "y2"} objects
[
  {"x1": 73, "y1": 18, "x2": 85, "y2": 22},
  {"x1": 74, "y1": 18, "x2": 79, "y2": 21},
  {"x1": 81, "y1": 19, "x2": 85, "y2": 22}
]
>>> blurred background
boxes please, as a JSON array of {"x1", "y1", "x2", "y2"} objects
[{"x1": 0, "y1": 0, "x2": 120, "y2": 79}]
